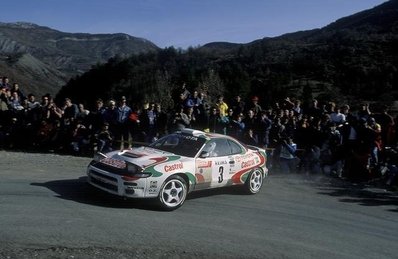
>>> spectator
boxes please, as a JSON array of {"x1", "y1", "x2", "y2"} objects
[
  {"x1": 62, "y1": 98, "x2": 79, "y2": 126},
  {"x1": 306, "y1": 99, "x2": 323, "y2": 118},
  {"x1": 88, "y1": 98, "x2": 106, "y2": 133},
  {"x1": 195, "y1": 90, "x2": 211, "y2": 130},
  {"x1": 281, "y1": 97, "x2": 294, "y2": 110},
  {"x1": 269, "y1": 117, "x2": 286, "y2": 148},
  {"x1": 115, "y1": 96, "x2": 132, "y2": 148},
  {"x1": 246, "y1": 96, "x2": 262, "y2": 116},
  {"x1": 207, "y1": 107, "x2": 228, "y2": 134},
  {"x1": 185, "y1": 106, "x2": 197, "y2": 129},
  {"x1": 76, "y1": 103, "x2": 90, "y2": 126},
  {"x1": 242, "y1": 128, "x2": 258, "y2": 146},
  {"x1": 243, "y1": 109, "x2": 257, "y2": 135},
  {"x1": 321, "y1": 122, "x2": 343, "y2": 177},
  {"x1": 10, "y1": 83, "x2": 25, "y2": 101},
  {"x1": 358, "y1": 103, "x2": 371, "y2": 121},
  {"x1": 171, "y1": 105, "x2": 190, "y2": 131},
  {"x1": 302, "y1": 144, "x2": 321, "y2": 175},
  {"x1": 173, "y1": 82, "x2": 190, "y2": 110},
  {"x1": 366, "y1": 117, "x2": 382, "y2": 168},
  {"x1": 1, "y1": 77, "x2": 11, "y2": 90},
  {"x1": 127, "y1": 105, "x2": 142, "y2": 142},
  {"x1": 2, "y1": 117, "x2": 24, "y2": 149},
  {"x1": 45, "y1": 98, "x2": 63, "y2": 123},
  {"x1": 330, "y1": 105, "x2": 346, "y2": 126},
  {"x1": 376, "y1": 105, "x2": 395, "y2": 146},
  {"x1": 103, "y1": 100, "x2": 119, "y2": 140},
  {"x1": 225, "y1": 109, "x2": 235, "y2": 136},
  {"x1": 189, "y1": 90, "x2": 202, "y2": 116},
  {"x1": 35, "y1": 120, "x2": 55, "y2": 150},
  {"x1": 140, "y1": 102, "x2": 157, "y2": 143},
  {"x1": 215, "y1": 95, "x2": 229, "y2": 117},
  {"x1": 155, "y1": 103, "x2": 168, "y2": 138},
  {"x1": 257, "y1": 111, "x2": 272, "y2": 149},
  {"x1": 69, "y1": 120, "x2": 90, "y2": 154},
  {"x1": 230, "y1": 95, "x2": 245, "y2": 115},
  {"x1": 95, "y1": 122, "x2": 113, "y2": 152},
  {"x1": 278, "y1": 137, "x2": 298, "y2": 173},
  {"x1": 179, "y1": 82, "x2": 191, "y2": 100},
  {"x1": 25, "y1": 93, "x2": 42, "y2": 126},
  {"x1": 228, "y1": 113, "x2": 245, "y2": 140},
  {"x1": 292, "y1": 100, "x2": 303, "y2": 116},
  {"x1": 9, "y1": 91, "x2": 24, "y2": 113}
]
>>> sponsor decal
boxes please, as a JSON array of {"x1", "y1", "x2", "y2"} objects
[
  {"x1": 230, "y1": 159, "x2": 235, "y2": 168},
  {"x1": 195, "y1": 168, "x2": 211, "y2": 183},
  {"x1": 195, "y1": 174, "x2": 205, "y2": 183},
  {"x1": 100, "y1": 157, "x2": 126, "y2": 169},
  {"x1": 164, "y1": 162, "x2": 184, "y2": 172},
  {"x1": 235, "y1": 153, "x2": 256, "y2": 163},
  {"x1": 126, "y1": 186, "x2": 144, "y2": 190},
  {"x1": 215, "y1": 161, "x2": 227, "y2": 166},
  {"x1": 182, "y1": 135, "x2": 198, "y2": 141},
  {"x1": 145, "y1": 155, "x2": 181, "y2": 177},
  {"x1": 231, "y1": 154, "x2": 266, "y2": 184},
  {"x1": 197, "y1": 161, "x2": 212, "y2": 168},
  {"x1": 150, "y1": 181, "x2": 158, "y2": 188},
  {"x1": 241, "y1": 159, "x2": 256, "y2": 168},
  {"x1": 148, "y1": 188, "x2": 157, "y2": 194}
]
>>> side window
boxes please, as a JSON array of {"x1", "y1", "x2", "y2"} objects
[
  {"x1": 202, "y1": 140, "x2": 218, "y2": 157},
  {"x1": 202, "y1": 139, "x2": 230, "y2": 157},
  {"x1": 213, "y1": 139, "x2": 230, "y2": 157},
  {"x1": 228, "y1": 140, "x2": 244, "y2": 155}
]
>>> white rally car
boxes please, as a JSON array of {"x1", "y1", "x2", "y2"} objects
[{"x1": 87, "y1": 128, "x2": 268, "y2": 210}]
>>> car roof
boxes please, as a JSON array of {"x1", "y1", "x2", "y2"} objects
[{"x1": 178, "y1": 128, "x2": 242, "y2": 142}]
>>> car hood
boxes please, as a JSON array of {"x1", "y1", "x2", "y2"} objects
[{"x1": 107, "y1": 146, "x2": 184, "y2": 169}]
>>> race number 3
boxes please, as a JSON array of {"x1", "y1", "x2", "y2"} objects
[{"x1": 218, "y1": 166, "x2": 224, "y2": 183}]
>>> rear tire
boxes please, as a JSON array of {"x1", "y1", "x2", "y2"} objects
[
  {"x1": 158, "y1": 175, "x2": 188, "y2": 211},
  {"x1": 244, "y1": 168, "x2": 263, "y2": 194}
]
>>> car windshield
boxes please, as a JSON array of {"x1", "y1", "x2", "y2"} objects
[{"x1": 149, "y1": 133, "x2": 206, "y2": 158}]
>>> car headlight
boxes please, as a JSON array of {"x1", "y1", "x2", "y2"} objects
[
  {"x1": 125, "y1": 163, "x2": 151, "y2": 178},
  {"x1": 126, "y1": 162, "x2": 142, "y2": 174}
]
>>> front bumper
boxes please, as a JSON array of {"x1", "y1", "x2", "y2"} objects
[{"x1": 87, "y1": 165, "x2": 147, "y2": 198}]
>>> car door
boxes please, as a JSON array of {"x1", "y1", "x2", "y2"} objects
[{"x1": 195, "y1": 138, "x2": 232, "y2": 189}]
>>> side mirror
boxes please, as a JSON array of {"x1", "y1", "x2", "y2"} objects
[{"x1": 199, "y1": 151, "x2": 210, "y2": 158}]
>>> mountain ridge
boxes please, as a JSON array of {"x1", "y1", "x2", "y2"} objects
[
  {"x1": 55, "y1": 0, "x2": 398, "y2": 108},
  {"x1": 0, "y1": 22, "x2": 159, "y2": 95}
]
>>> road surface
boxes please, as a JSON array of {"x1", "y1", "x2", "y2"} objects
[{"x1": 0, "y1": 150, "x2": 397, "y2": 258}]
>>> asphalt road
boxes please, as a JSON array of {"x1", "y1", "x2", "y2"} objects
[{"x1": 1, "y1": 150, "x2": 397, "y2": 259}]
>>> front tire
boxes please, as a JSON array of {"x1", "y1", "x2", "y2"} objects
[
  {"x1": 158, "y1": 175, "x2": 188, "y2": 211},
  {"x1": 244, "y1": 168, "x2": 263, "y2": 194}
]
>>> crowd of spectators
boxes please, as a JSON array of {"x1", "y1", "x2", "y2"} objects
[{"x1": 1, "y1": 76, "x2": 398, "y2": 187}]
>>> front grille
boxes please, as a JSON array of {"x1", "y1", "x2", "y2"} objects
[
  {"x1": 89, "y1": 170, "x2": 118, "y2": 192},
  {"x1": 90, "y1": 176, "x2": 118, "y2": 192},
  {"x1": 90, "y1": 170, "x2": 117, "y2": 183}
]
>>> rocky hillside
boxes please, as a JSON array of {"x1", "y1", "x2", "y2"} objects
[{"x1": 0, "y1": 22, "x2": 159, "y2": 95}]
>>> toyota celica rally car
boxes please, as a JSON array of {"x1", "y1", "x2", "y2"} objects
[{"x1": 87, "y1": 128, "x2": 268, "y2": 210}]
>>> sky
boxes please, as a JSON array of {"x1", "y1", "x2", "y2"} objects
[{"x1": 1, "y1": 0, "x2": 388, "y2": 49}]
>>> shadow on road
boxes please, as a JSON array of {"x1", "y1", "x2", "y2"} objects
[
  {"x1": 187, "y1": 186, "x2": 246, "y2": 200},
  {"x1": 31, "y1": 177, "x2": 157, "y2": 210},
  {"x1": 316, "y1": 178, "x2": 398, "y2": 212},
  {"x1": 30, "y1": 177, "x2": 245, "y2": 211}
]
